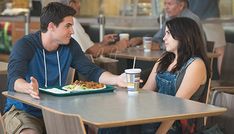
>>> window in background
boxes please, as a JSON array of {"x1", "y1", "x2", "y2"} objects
[
  {"x1": 79, "y1": 0, "x2": 161, "y2": 17},
  {"x1": 220, "y1": 0, "x2": 234, "y2": 17}
]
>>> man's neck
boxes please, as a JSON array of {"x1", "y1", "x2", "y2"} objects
[{"x1": 41, "y1": 32, "x2": 59, "y2": 51}]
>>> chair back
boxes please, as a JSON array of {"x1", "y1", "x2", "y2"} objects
[
  {"x1": 220, "y1": 43, "x2": 234, "y2": 80},
  {"x1": 207, "y1": 88, "x2": 234, "y2": 134},
  {"x1": 0, "y1": 113, "x2": 6, "y2": 134},
  {"x1": 203, "y1": 41, "x2": 214, "y2": 104},
  {"x1": 206, "y1": 41, "x2": 215, "y2": 77},
  {"x1": 0, "y1": 62, "x2": 8, "y2": 114},
  {"x1": 206, "y1": 41, "x2": 215, "y2": 53},
  {"x1": 42, "y1": 107, "x2": 86, "y2": 134},
  {"x1": 207, "y1": 43, "x2": 234, "y2": 105}
]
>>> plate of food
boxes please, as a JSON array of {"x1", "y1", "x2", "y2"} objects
[
  {"x1": 62, "y1": 80, "x2": 106, "y2": 91},
  {"x1": 39, "y1": 80, "x2": 114, "y2": 96}
]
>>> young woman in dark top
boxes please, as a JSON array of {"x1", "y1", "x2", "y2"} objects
[{"x1": 142, "y1": 17, "x2": 210, "y2": 134}]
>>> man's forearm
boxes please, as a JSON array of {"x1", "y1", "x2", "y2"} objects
[
  {"x1": 99, "y1": 71, "x2": 118, "y2": 85},
  {"x1": 99, "y1": 72, "x2": 127, "y2": 87},
  {"x1": 14, "y1": 78, "x2": 40, "y2": 99}
]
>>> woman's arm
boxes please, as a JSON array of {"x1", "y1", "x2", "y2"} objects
[
  {"x1": 156, "y1": 59, "x2": 207, "y2": 133},
  {"x1": 175, "y1": 58, "x2": 207, "y2": 99},
  {"x1": 142, "y1": 62, "x2": 159, "y2": 91}
]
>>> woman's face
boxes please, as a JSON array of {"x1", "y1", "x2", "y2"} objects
[{"x1": 163, "y1": 27, "x2": 179, "y2": 53}]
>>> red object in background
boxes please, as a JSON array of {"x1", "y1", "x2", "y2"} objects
[
  {"x1": 0, "y1": 21, "x2": 12, "y2": 53},
  {"x1": 0, "y1": 21, "x2": 12, "y2": 34}
]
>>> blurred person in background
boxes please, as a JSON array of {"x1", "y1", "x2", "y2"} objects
[
  {"x1": 129, "y1": 0, "x2": 206, "y2": 50},
  {"x1": 188, "y1": 0, "x2": 220, "y2": 20},
  {"x1": 189, "y1": 0, "x2": 224, "y2": 77}
]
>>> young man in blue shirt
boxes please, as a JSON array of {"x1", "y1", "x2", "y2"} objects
[{"x1": 3, "y1": 2, "x2": 126, "y2": 134}]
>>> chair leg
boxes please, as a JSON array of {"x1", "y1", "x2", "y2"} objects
[{"x1": 204, "y1": 77, "x2": 212, "y2": 126}]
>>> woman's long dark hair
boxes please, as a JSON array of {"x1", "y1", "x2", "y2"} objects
[{"x1": 157, "y1": 17, "x2": 210, "y2": 78}]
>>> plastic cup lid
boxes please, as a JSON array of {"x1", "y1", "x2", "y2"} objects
[{"x1": 125, "y1": 68, "x2": 141, "y2": 74}]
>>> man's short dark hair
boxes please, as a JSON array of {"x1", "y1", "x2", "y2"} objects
[{"x1": 40, "y1": 2, "x2": 76, "y2": 33}]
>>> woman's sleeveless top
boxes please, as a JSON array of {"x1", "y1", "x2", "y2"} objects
[
  {"x1": 156, "y1": 57, "x2": 206, "y2": 101},
  {"x1": 155, "y1": 57, "x2": 207, "y2": 133}
]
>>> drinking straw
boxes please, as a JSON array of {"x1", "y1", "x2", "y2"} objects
[{"x1": 133, "y1": 56, "x2": 136, "y2": 69}]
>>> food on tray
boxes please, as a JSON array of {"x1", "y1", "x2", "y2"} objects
[{"x1": 62, "y1": 80, "x2": 106, "y2": 91}]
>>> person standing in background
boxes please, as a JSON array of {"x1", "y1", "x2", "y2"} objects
[
  {"x1": 188, "y1": 0, "x2": 220, "y2": 20},
  {"x1": 189, "y1": 0, "x2": 224, "y2": 77}
]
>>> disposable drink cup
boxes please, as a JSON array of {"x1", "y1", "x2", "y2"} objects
[
  {"x1": 125, "y1": 68, "x2": 141, "y2": 92},
  {"x1": 119, "y1": 33, "x2": 129, "y2": 40},
  {"x1": 143, "y1": 37, "x2": 152, "y2": 52}
]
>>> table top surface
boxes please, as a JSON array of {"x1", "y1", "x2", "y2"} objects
[
  {"x1": 109, "y1": 47, "x2": 162, "y2": 61},
  {"x1": 109, "y1": 47, "x2": 220, "y2": 62},
  {"x1": 0, "y1": 61, "x2": 8, "y2": 74},
  {"x1": 2, "y1": 88, "x2": 226, "y2": 128}
]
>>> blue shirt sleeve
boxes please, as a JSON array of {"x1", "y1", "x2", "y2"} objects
[
  {"x1": 69, "y1": 38, "x2": 105, "y2": 82},
  {"x1": 7, "y1": 37, "x2": 35, "y2": 91}
]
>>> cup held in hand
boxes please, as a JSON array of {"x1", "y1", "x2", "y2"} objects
[{"x1": 125, "y1": 68, "x2": 141, "y2": 92}]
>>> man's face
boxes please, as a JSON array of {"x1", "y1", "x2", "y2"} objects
[
  {"x1": 164, "y1": 0, "x2": 184, "y2": 17},
  {"x1": 52, "y1": 16, "x2": 74, "y2": 44}
]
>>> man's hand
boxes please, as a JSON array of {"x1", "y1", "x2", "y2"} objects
[
  {"x1": 129, "y1": 37, "x2": 142, "y2": 47},
  {"x1": 28, "y1": 76, "x2": 40, "y2": 99},
  {"x1": 102, "y1": 34, "x2": 118, "y2": 45},
  {"x1": 115, "y1": 39, "x2": 129, "y2": 51},
  {"x1": 116, "y1": 73, "x2": 127, "y2": 87}
]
